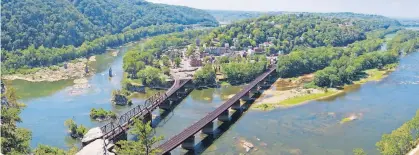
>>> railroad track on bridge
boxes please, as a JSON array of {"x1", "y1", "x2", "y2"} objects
[
  {"x1": 99, "y1": 78, "x2": 191, "y2": 140},
  {"x1": 157, "y1": 67, "x2": 276, "y2": 154}
]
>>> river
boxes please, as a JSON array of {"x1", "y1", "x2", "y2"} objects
[{"x1": 12, "y1": 34, "x2": 419, "y2": 154}]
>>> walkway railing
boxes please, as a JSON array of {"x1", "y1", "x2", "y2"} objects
[
  {"x1": 100, "y1": 78, "x2": 190, "y2": 139},
  {"x1": 157, "y1": 67, "x2": 276, "y2": 154}
]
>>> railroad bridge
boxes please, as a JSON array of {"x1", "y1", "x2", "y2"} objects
[
  {"x1": 78, "y1": 66, "x2": 277, "y2": 155},
  {"x1": 157, "y1": 67, "x2": 277, "y2": 154},
  {"x1": 79, "y1": 78, "x2": 194, "y2": 152}
]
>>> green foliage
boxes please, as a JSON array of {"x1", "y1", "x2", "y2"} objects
[
  {"x1": 1, "y1": 82, "x2": 32, "y2": 154},
  {"x1": 221, "y1": 57, "x2": 267, "y2": 84},
  {"x1": 64, "y1": 118, "x2": 87, "y2": 138},
  {"x1": 314, "y1": 51, "x2": 398, "y2": 87},
  {"x1": 1, "y1": 0, "x2": 217, "y2": 51},
  {"x1": 193, "y1": 64, "x2": 216, "y2": 86},
  {"x1": 116, "y1": 120, "x2": 163, "y2": 155},
  {"x1": 376, "y1": 110, "x2": 419, "y2": 155},
  {"x1": 34, "y1": 144, "x2": 66, "y2": 155},
  {"x1": 33, "y1": 145, "x2": 78, "y2": 155},
  {"x1": 75, "y1": 0, "x2": 217, "y2": 34},
  {"x1": 2, "y1": 24, "x2": 185, "y2": 74},
  {"x1": 90, "y1": 108, "x2": 117, "y2": 120},
  {"x1": 174, "y1": 57, "x2": 182, "y2": 67},
  {"x1": 277, "y1": 38, "x2": 384, "y2": 78},
  {"x1": 137, "y1": 66, "x2": 166, "y2": 86},
  {"x1": 122, "y1": 30, "x2": 211, "y2": 87},
  {"x1": 1, "y1": 0, "x2": 99, "y2": 51},
  {"x1": 387, "y1": 30, "x2": 419, "y2": 55},
  {"x1": 353, "y1": 148, "x2": 367, "y2": 155},
  {"x1": 161, "y1": 55, "x2": 171, "y2": 67},
  {"x1": 207, "y1": 10, "x2": 281, "y2": 23},
  {"x1": 201, "y1": 14, "x2": 397, "y2": 53},
  {"x1": 186, "y1": 45, "x2": 196, "y2": 57}
]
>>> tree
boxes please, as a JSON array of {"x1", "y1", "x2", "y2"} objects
[
  {"x1": 161, "y1": 55, "x2": 171, "y2": 67},
  {"x1": 64, "y1": 118, "x2": 87, "y2": 138},
  {"x1": 353, "y1": 148, "x2": 367, "y2": 155},
  {"x1": 1, "y1": 83, "x2": 31, "y2": 154},
  {"x1": 376, "y1": 110, "x2": 419, "y2": 155},
  {"x1": 193, "y1": 64, "x2": 216, "y2": 86},
  {"x1": 185, "y1": 45, "x2": 196, "y2": 57},
  {"x1": 137, "y1": 66, "x2": 166, "y2": 86},
  {"x1": 116, "y1": 120, "x2": 163, "y2": 155},
  {"x1": 34, "y1": 145, "x2": 66, "y2": 155},
  {"x1": 174, "y1": 57, "x2": 181, "y2": 67}
]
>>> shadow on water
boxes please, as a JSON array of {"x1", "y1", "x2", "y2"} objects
[
  {"x1": 152, "y1": 89, "x2": 194, "y2": 128},
  {"x1": 184, "y1": 88, "x2": 267, "y2": 155}
]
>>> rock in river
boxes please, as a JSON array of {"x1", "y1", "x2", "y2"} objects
[
  {"x1": 82, "y1": 127, "x2": 103, "y2": 145},
  {"x1": 77, "y1": 139, "x2": 114, "y2": 155}
]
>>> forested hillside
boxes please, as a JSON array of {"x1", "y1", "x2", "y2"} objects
[
  {"x1": 1, "y1": 0, "x2": 99, "y2": 51},
  {"x1": 201, "y1": 14, "x2": 399, "y2": 54},
  {"x1": 74, "y1": 0, "x2": 218, "y2": 33},
  {"x1": 206, "y1": 10, "x2": 282, "y2": 23},
  {"x1": 1, "y1": 0, "x2": 218, "y2": 51}
]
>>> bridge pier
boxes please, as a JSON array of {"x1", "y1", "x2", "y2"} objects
[
  {"x1": 177, "y1": 88, "x2": 187, "y2": 96},
  {"x1": 159, "y1": 100, "x2": 171, "y2": 110},
  {"x1": 250, "y1": 85, "x2": 260, "y2": 94},
  {"x1": 231, "y1": 100, "x2": 241, "y2": 110},
  {"x1": 202, "y1": 121, "x2": 213, "y2": 134},
  {"x1": 241, "y1": 91, "x2": 251, "y2": 101},
  {"x1": 267, "y1": 74, "x2": 276, "y2": 83},
  {"x1": 168, "y1": 95, "x2": 179, "y2": 102},
  {"x1": 143, "y1": 112, "x2": 152, "y2": 124},
  {"x1": 181, "y1": 135, "x2": 195, "y2": 150},
  {"x1": 217, "y1": 110, "x2": 229, "y2": 122},
  {"x1": 260, "y1": 80, "x2": 271, "y2": 89}
]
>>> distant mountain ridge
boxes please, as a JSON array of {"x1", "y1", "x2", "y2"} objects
[{"x1": 1, "y1": 0, "x2": 218, "y2": 51}]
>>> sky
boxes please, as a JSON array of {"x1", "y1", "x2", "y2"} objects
[{"x1": 147, "y1": 0, "x2": 419, "y2": 19}]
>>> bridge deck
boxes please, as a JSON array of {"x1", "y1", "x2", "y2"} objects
[
  {"x1": 101, "y1": 78, "x2": 191, "y2": 140},
  {"x1": 157, "y1": 67, "x2": 276, "y2": 154}
]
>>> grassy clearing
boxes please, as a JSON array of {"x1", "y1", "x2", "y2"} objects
[
  {"x1": 279, "y1": 90, "x2": 338, "y2": 106},
  {"x1": 253, "y1": 90, "x2": 340, "y2": 111},
  {"x1": 355, "y1": 63, "x2": 398, "y2": 84},
  {"x1": 253, "y1": 103, "x2": 276, "y2": 111},
  {"x1": 340, "y1": 117, "x2": 353, "y2": 124},
  {"x1": 219, "y1": 81, "x2": 232, "y2": 86}
]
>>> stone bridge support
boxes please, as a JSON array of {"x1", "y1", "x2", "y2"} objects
[
  {"x1": 159, "y1": 100, "x2": 171, "y2": 110},
  {"x1": 217, "y1": 110, "x2": 229, "y2": 122},
  {"x1": 231, "y1": 100, "x2": 241, "y2": 110},
  {"x1": 181, "y1": 135, "x2": 195, "y2": 150},
  {"x1": 143, "y1": 112, "x2": 152, "y2": 124},
  {"x1": 168, "y1": 94, "x2": 179, "y2": 102},
  {"x1": 260, "y1": 80, "x2": 271, "y2": 89},
  {"x1": 202, "y1": 121, "x2": 214, "y2": 134},
  {"x1": 250, "y1": 85, "x2": 260, "y2": 94},
  {"x1": 267, "y1": 74, "x2": 276, "y2": 83},
  {"x1": 241, "y1": 91, "x2": 251, "y2": 101},
  {"x1": 176, "y1": 87, "x2": 187, "y2": 96}
]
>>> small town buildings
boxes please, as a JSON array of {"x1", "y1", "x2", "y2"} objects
[{"x1": 205, "y1": 47, "x2": 228, "y2": 56}]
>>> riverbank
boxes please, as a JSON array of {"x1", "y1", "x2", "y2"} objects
[
  {"x1": 2, "y1": 57, "x2": 96, "y2": 82},
  {"x1": 252, "y1": 67, "x2": 396, "y2": 111}
]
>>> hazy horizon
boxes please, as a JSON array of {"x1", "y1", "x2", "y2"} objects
[{"x1": 147, "y1": 0, "x2": 419, "y2": 19}]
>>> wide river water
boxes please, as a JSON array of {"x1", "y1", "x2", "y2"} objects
[{"x1": 12, "y1": 34, "x2": 419, "y2": 155}]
